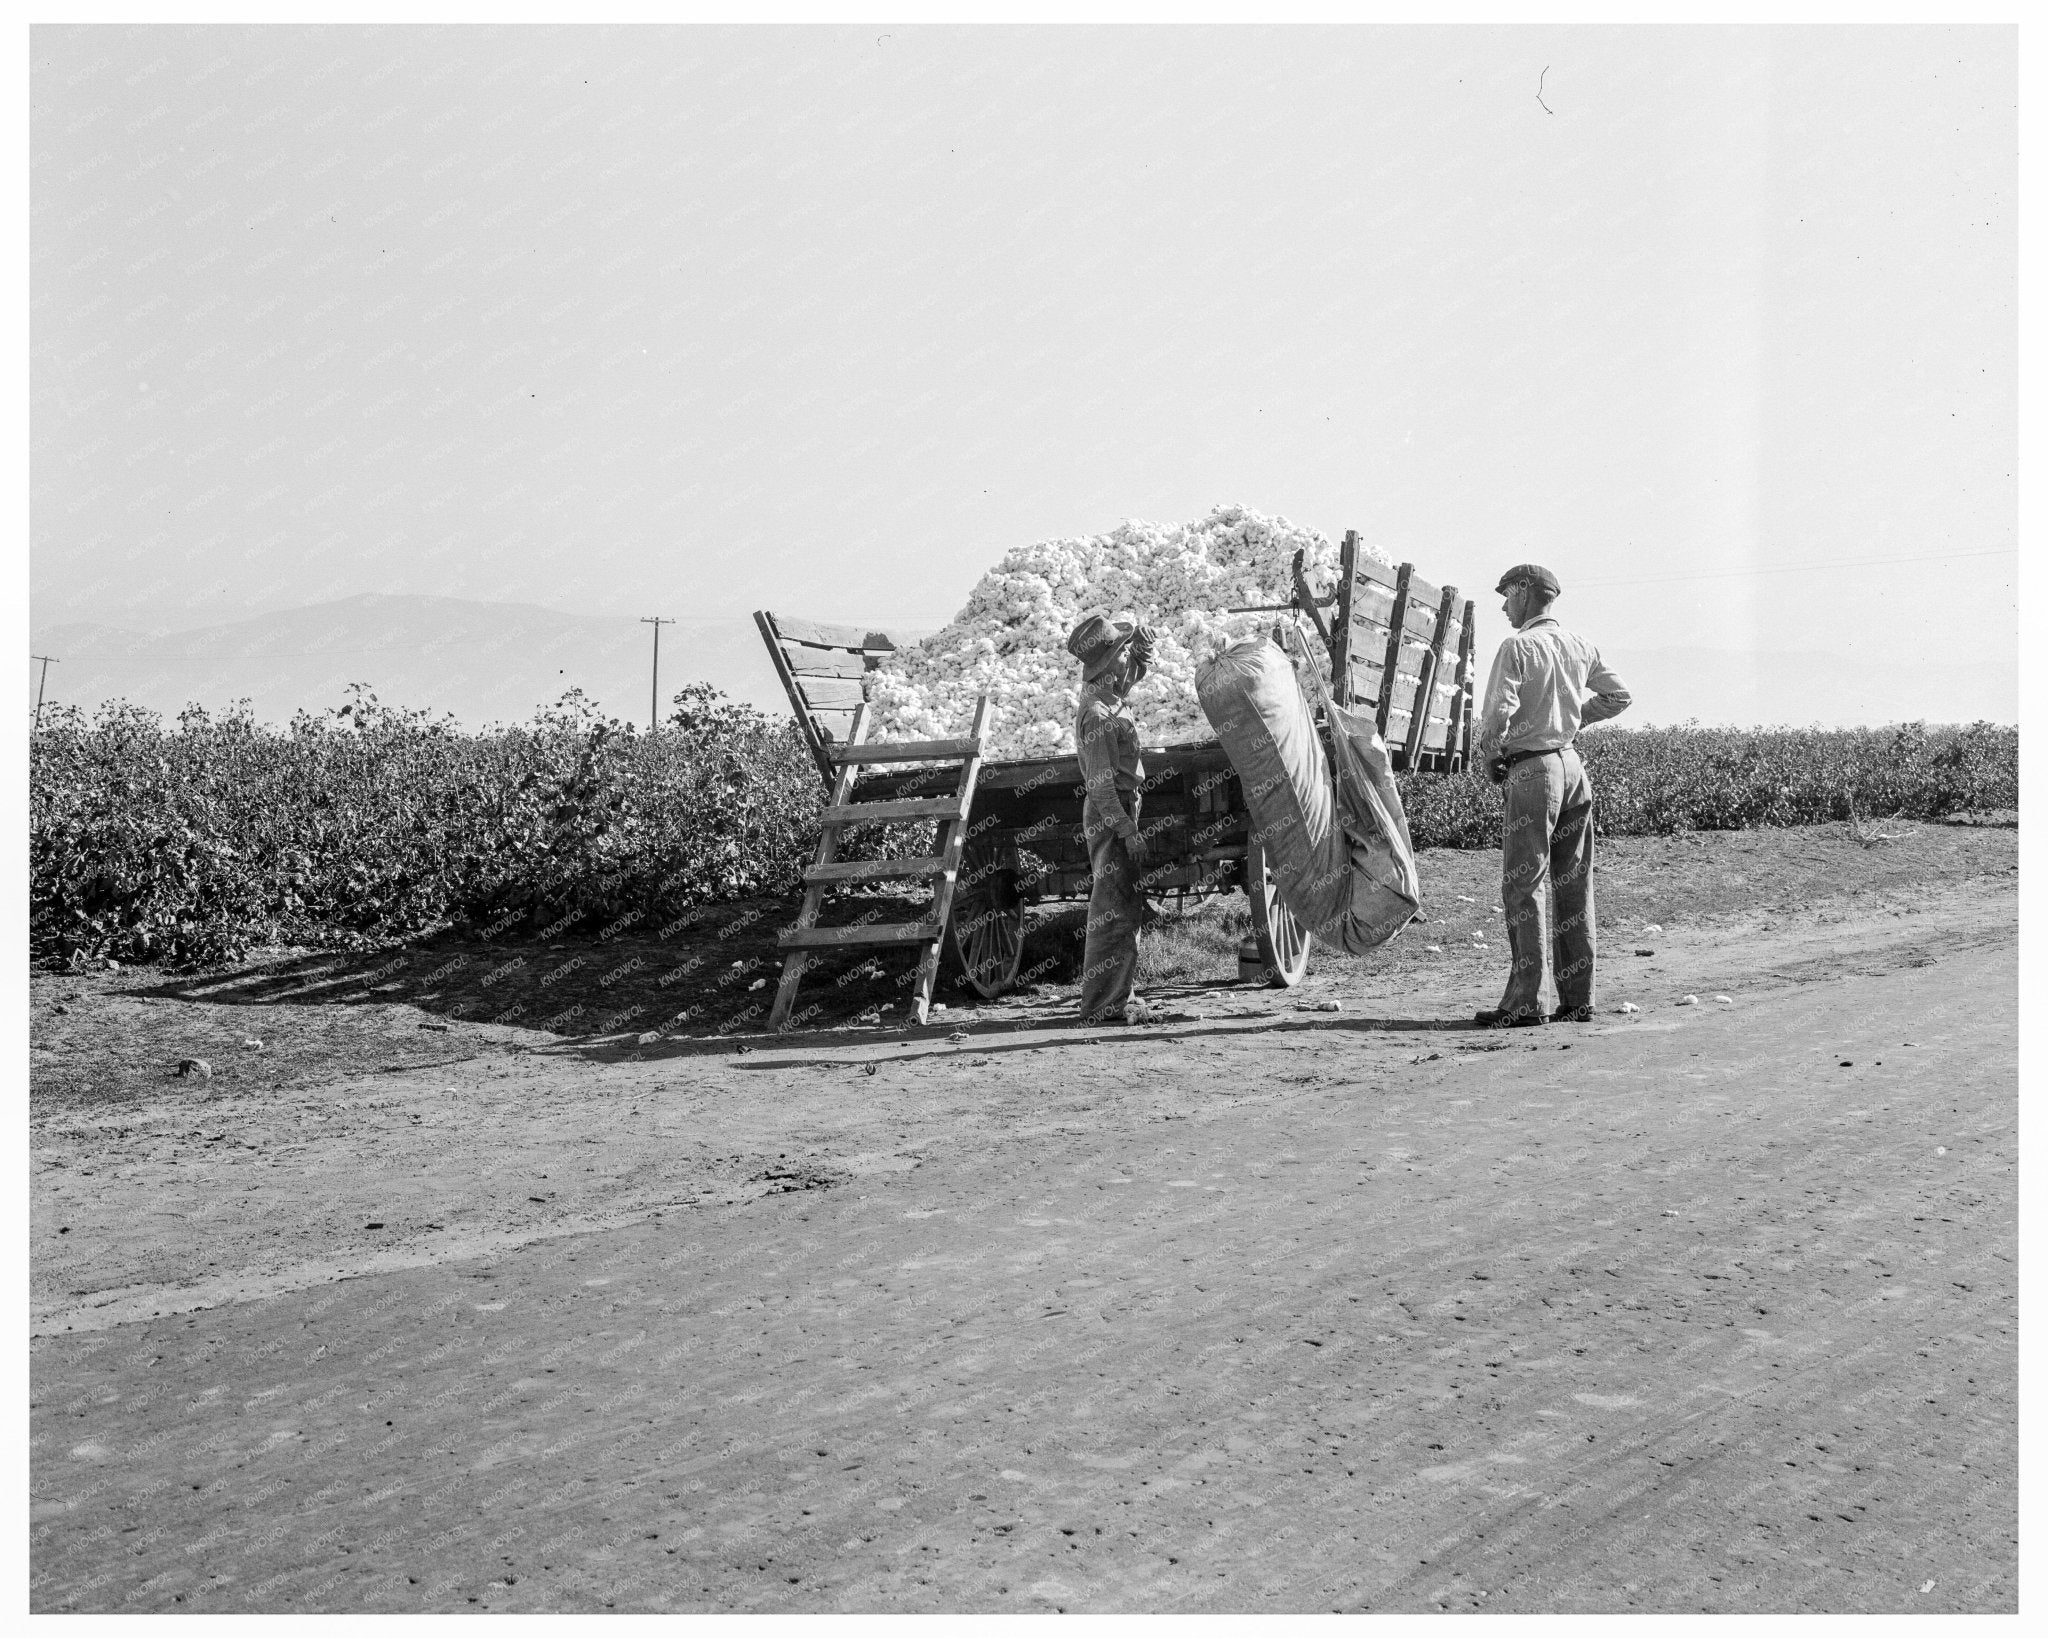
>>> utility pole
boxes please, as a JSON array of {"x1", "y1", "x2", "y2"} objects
[
  {"x1": 639, "y1": 618, "x2": 673, "y2": 732},
  {"x1": 31, "y1": 654, "x2": 57, "y2": 731}
]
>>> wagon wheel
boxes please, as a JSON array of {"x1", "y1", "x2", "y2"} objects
[
  {"x1": 1245, "y1": 837, "x2": 1312, "y2": 987},
  {"x1": 946, "y1": 838, "x2": 1026, "y2": 998}
]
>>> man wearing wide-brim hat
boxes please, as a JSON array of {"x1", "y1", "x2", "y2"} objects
[
  {"x1": 1473, "y1": 564, "x2": 1632, "y2": 1027},
  {"x1": 1067, "y1": 611, "x2": 1158, "y2": 1024}
]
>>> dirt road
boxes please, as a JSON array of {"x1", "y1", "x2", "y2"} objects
[{"x1": 29, "y1": 826, "x2": 2017, "y2": 1611}]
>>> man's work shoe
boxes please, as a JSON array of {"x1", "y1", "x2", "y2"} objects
[
  {"x1": 1549, "y1": 1005, "x2": 1595, "y2": 1023},
  {"x1": 1473, "y1": 1008, "x2": 1545, "y2": 1028}
]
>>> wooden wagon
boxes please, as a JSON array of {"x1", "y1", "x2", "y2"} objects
[{"x1": 754, "y1": 532, "x2": 1477, "y2": 1026}]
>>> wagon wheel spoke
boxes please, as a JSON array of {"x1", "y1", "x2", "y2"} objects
[
  {"x1": 948, "y1": 838, "x2": 1025, "y2": 998},
  {"x1": 1246, "y1": 837, "x2": 1312, "y2": 988},
  {"x1": 984, "y1": 909, "x2": 1016, "y2": 969}
]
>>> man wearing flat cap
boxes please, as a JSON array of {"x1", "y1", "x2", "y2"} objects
[
  {"x1": 1067, "y1": 611, "x2": 1158, "y2": 1024},
  {"x1": 1473, "y1": 565, "x2": 1632, "y2": 1027}
]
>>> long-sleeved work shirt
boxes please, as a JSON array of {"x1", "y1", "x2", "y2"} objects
[
  {"x1": 1474, "y1": 616, "x2": 1631, "y2": 762},
  {"x1": 1075, "y1": 682, "x2": 1145, "y2": 842}
]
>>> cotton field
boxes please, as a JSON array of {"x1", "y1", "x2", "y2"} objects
[{"x1": 865, "y1": 504, "x2": 1392, "y2": 758}]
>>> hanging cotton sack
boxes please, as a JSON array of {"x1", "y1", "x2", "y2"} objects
[
  {"x1": 1196, "y1": 636, "x2": 1420, "y2": 955},
  {"x1": 1322, "y1": 697, "x2": 1422, "y2": 953}
]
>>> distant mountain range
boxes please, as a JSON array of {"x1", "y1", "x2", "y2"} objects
[
  {"x1": 28, "y1": 593, "x2": 803, "y2": 731},
  {"x1": 27, "y1": 594, "x2": 2015, "y2": 732}
]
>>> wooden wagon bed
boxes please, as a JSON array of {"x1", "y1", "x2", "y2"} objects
[{"x1": 752, "y1": 537, "x2": 1477, "y2": 1022}]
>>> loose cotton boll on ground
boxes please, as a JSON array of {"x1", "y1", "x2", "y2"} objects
[{"x1": 866, "y1": 504, "x2": 1389, "y2": 758}]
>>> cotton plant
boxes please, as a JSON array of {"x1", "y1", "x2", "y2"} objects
[{"x1": 866, "y1": 504, "x2": 1393, "y2": 758}]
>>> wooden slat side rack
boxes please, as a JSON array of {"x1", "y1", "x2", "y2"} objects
[
  {"x1": 1318, "y1": 530, "x2": 1477, "y2": 773},
  {"x1": 766, "y1": 693, "x2": 994, "y2": 1032}
]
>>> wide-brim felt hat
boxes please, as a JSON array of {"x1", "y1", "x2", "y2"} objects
[
  {"x1": 1067, "y1": 613, "x2": 1141, "y2": 683},
  {"x1": 1495, "y1": 563, "x2": 1561, "y2": 598}
]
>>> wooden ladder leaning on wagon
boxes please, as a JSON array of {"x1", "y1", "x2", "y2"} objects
[{"x1": 753, "y1": 610, "x2": 992, "y2": 1032}]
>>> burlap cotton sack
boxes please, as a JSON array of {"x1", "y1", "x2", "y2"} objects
[
  {"x1": 1323, "y1": 697, "x2": 1422, "y2": 952},
  {"x1": 1195, "y1": 637, "x2": 1420, "y2": 956}
]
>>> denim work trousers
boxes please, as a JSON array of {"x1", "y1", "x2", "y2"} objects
[
  {"x1": 1497, "y1": 746, "x2": 1596, "y2": 1017},
  {"x1": 1079, "y1": 794, "x2": 1144, "y2": 1022}
]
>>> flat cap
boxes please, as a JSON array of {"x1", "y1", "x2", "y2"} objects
[{"x1": 1495, "y1": 563, "x2": 1561, "y2": 598}]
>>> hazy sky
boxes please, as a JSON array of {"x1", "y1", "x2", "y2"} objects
[{"x1": 31, "y1": 26, "x2": 2015, "y2": 697}]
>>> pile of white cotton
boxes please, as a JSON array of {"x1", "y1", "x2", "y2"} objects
[{"x1": 866, "y1": 504, "x2": 1391, "y2": 759}]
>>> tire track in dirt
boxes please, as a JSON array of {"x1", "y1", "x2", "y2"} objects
[{"x1": 30, "y1": 907, "x2": 2013, "y2": 1612}]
